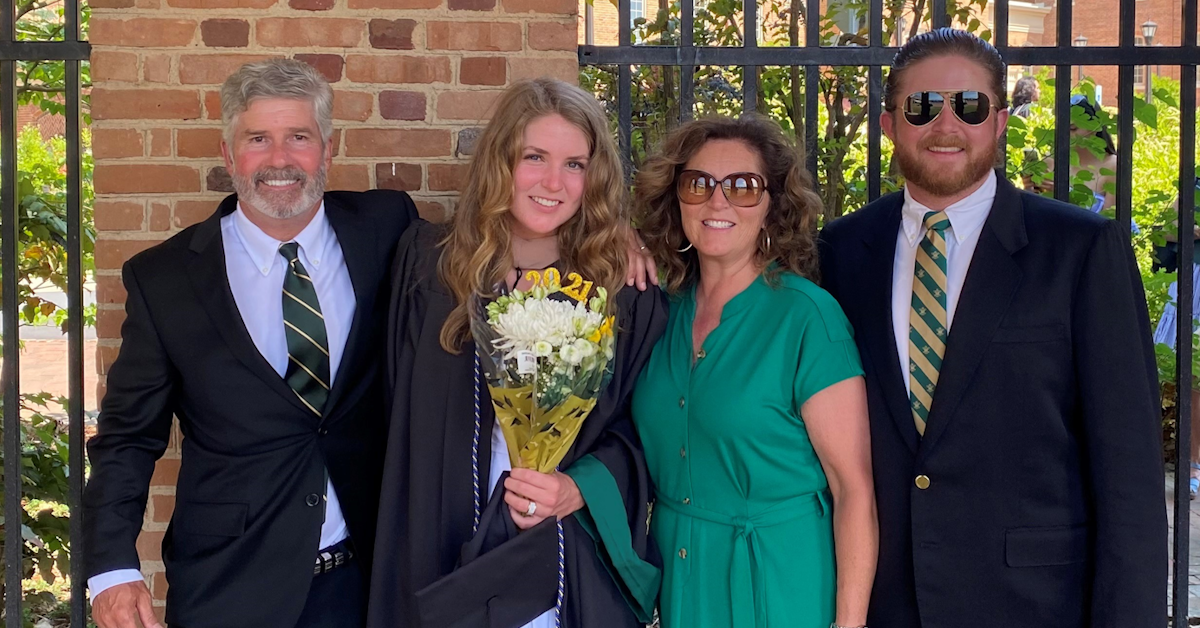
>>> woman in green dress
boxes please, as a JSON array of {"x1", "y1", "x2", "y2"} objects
[{"x1": 631, "y1": 115, "x2": 878, "y2": 628}]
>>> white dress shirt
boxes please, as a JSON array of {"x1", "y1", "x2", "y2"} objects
[
  {"x1": 892, "y1": 171, "x2": 997, "y2": 394},
  {"x1": 489, "y1": 425, "x2": 556, "y2": 628},
  {"x1": 90, "y1": 203, "x2": 354, "y2": 599}
]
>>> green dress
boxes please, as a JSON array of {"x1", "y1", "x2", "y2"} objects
[{"x1": 631, "y1": 271, "x2": 864, "y2": 628}]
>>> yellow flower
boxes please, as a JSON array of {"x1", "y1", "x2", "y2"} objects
[{"x1": 589, "y1": 316, "x2": 614, "y2": 343}]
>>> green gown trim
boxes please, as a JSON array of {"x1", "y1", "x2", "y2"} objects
[{"x1": 567, "y1": 454, "x2": 661, "y2": 622}]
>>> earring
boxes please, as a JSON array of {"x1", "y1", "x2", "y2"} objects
[
  {"x1": 762, "y1": 231, "x2": 772, "y2": 256},
  {"x1": 677, "y1": 242, "x2": 694, "y2": 253}
]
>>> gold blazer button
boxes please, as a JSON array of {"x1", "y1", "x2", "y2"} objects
[{"x1": 914, "y1": 475, "x2": 931, "y2": 490}]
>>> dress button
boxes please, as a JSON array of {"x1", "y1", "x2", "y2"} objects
[
  {"x1": 678, "y1": 397, "x2": 686, "y2": 408},
  {"x1": 683, "y1": 497, "x2": 691, "y2": 504},
  {"x1": 696, "y1": 349, "x2": 706, "y2": 359},
  {"x1": 914, "y1": 475, "x2": 931, "y2": 490},
  {"x1": 678, "y1": 548, "x2": 687, "y2": 559},
  {"x1": 680, "y1": 447, "x2": 686, "y2": 458},
  {"x1": 305, "y1": 493, "x2": 321, "y2": 507}
]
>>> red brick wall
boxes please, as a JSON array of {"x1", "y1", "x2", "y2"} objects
[
  {"x1": 90, "y1": 0, "x2": 578, "y2": 615},
  {"x1": 1045, "y1": 0, "x2": 1199, "y2": 102}
]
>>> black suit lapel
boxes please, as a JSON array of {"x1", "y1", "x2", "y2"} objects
[
  {"x1": 322, "y1": 195, "x2": 378, "y2": 417},
  {"x1": 920, "y1": 177, "x2": 1028, "y2": 453},
  {"x1": 859, "y1": 195, "x2": 922, "y2": 454},
  {"x1": 186, "y1": 195, "x2": 316, "y2": 418}
]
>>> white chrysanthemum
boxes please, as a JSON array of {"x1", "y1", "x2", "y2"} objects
[
  {"x1": 491, "y1": 298, "x2": 604, "y2": 361},
  {"x1": 533, "y1": 341, "x2": 553, "y2": 357}
]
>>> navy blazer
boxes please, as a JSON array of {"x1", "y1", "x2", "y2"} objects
[{"x1": 819, "y1": 176, "x2": 1167, "y2": 628}]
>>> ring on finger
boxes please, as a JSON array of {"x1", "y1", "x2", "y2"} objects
[{"x1": 524, "y1": 500, "x2": 537, "y2": 517}]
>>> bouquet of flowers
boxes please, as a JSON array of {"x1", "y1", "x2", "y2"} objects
[{"x1": 471, "y1": 268, "x2": 617, "y2": 473}]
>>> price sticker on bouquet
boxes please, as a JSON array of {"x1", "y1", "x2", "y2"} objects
[{"x1": 516, "y1": 350, "x2": 538, "y2": 375}]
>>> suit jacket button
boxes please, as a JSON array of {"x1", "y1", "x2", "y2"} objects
[
  {"x1": 306, "y1": 493, "x2": 321, "y2": 507},
  {"x1": 914, "y1": 475, "x2": 931, "y2": 490},
  {"x1": 318, "y1": 427, "x2": 328, "y2": 436}
]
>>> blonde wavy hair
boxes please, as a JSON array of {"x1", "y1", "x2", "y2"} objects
[
  {"x1": 438, "y1": 78, "x2": 628, "y2": 353},
  {"x1": 633, "y1": 115, "x2": 824, "y2": 294}
]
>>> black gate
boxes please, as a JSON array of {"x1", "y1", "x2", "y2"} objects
[
  {"x1": 581, "y1": 0, "x2": 1197, "y2": 622},
  {"x1": 1, "y1": 0, "x2": 89, "y2": 625}
]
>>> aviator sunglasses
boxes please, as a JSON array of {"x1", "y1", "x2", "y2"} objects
[
  {"x1": 900, "y1": 90, "x2": 997, "y2": 127},
  {"x1": 676, "y1": 170, "x2": 767, "y2": 207}
]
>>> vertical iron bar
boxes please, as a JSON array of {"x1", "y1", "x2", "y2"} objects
[
  {"x1": 993, "y1": 0, "x2": 1008, "y2": 49},
  {"x1": 1115, "y1": 0, "x2": 1134, "y2": 228},
  {"x1": 1115, "y1": 65, "x2": 1134, "y2": 235},
  {"x1": 866, "y1": 0, "x2": 882, "y2": 201},
  {"x1": 1, "y1": 2, "x2": 23, "y2": 624},
  {"x1": 1173, "y1": 62, "x2": 1196, "y2": 627},
  {"x1": 619, "y1": 0, "x2": 633, "y2": 176},
  {"x1": 742, "y1": 0, "x2": 758, "y2": 112},
  {"x1": 804, "y1": 0, "x2": 819, "y2": 187},
  {"x1": 619, "y1": 68, "x2": 632, "y2": 178},
  {"x1": 994, "y1": 0, "x2": 1009, "y2": 172},
  {"x1": 680, "y1": 0, "x2": 695, "y2": 121},
  {"x1": 931, "y1": 0, "x2": 949, "y2": 29},
  {"x1": 1056, "y1": 0, "x2": 1072, "y2": 51},
  {"x1": 805, "y1": 65, "x2": 819, "y2": 185},
  {"x1": 64, "y1": 0, "x2": 86, "y2": 622},
  {"x1": 1053, "y1": 0, "x2": 1072, "y2": 204},
  {"x1": 867, "y1": 66, "x2": 882, "y2": 202},
  {"x1": 1172, "y1": 1, "x2": 1197, "y2": 623},
  {"x1": 1052, "y1": 65, "x2": 1071, "y2": 202}
]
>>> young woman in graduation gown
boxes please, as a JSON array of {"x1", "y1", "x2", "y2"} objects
[{"x1": 366, "y1": 78, "x2": 668, "y2": 628}]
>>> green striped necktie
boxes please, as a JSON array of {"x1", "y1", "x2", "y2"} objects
[
  {"x1": 908, "y1": 210, "x2": 951, "y2": 436},
  {"x1": 279, "y1": 242, "x2": 330, "y2": 417}
]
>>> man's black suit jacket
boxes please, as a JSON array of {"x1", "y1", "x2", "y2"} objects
[
  {"x1": 819, "y1": 177, "x2": 1167, "y2": 628},
  {"x1": 83, "y1": 191, "x2": 418, "y2": 628}
]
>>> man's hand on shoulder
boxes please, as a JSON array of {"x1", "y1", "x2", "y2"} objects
[{"x1": 92, "y1": 580, "x2": 163, "y2": 628}]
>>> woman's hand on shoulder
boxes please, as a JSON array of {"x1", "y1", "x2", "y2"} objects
[
  {"x1": 504, "y1": 468, "x2": 586, "y2": 530},
  {"x1": 624, "y1": 226, "x2": 659, "y2": 292}
]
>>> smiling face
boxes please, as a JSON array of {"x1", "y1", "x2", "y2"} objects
[
  {"x1": 508, "y1": 114, "x2": 590, "y2": 240},
  {"x1": 678, "y1": 139, "x2": 770, "y2": 267},
  {"x1": 221, "y1": 97, "x2": 331, "y2": 222},
  {"x1": 882, "y1": 54, "x2": 1008, "y2": 206}
]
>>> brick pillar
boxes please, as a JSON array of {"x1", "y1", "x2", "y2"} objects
[{"x1": 89, "y1": 0, "x2": 578, "y2": 614}]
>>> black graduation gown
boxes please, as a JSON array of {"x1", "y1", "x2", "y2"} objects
[{"x1": 367, "y1": 220, "x2": 668, "y2": 628}]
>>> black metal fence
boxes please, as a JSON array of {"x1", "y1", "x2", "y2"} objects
[
  {"x1": 1, "y1": 0, "x2": 89, "y2": 625},
  {"x1": 0, "y1": 0, "x2": 1196, "y2": 624},
  {"x1": 580, "y1": 0, "x2": 1197, "y2": 623}
]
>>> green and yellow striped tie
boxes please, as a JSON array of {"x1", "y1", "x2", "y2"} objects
[
  {"x1": 909, "y1": 211, "x2": 951, "y2": 436},
  {"x1": 279, "y1": 242, "x2": 330, "y2": 417}
]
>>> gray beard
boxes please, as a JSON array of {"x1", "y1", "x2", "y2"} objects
[{"x1": 231, "y1": 164, "x2": 328, "y2": 220}]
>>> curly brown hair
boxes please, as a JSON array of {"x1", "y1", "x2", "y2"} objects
[
  {"x1": 633, "y1": 114, "x2": 824, "y2": 294},
  {"x1": 438, "y1": 78, "x2": 628, "y2": 353}
]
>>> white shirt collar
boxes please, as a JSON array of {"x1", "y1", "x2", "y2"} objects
[
  {"x1": 233, "y1": 201, "x2": 330, "y2": 276},
  {"x1": 901, "y1": 170, "x2": 997, "y2": 246}
]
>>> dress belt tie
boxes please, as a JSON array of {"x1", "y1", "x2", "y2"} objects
[{"x1": 657, "y1": 490, "x2": 830, "y2": 628}]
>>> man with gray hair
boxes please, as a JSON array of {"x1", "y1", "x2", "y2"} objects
[{"x1": 82, "y1": 58, "x2": 418, "y2": 628}]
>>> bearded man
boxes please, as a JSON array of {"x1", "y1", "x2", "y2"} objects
[
  {"x1": 83, "y1": 59, "x2": 418, "y2": 628},
  {"x1": 819, "y1": 29, "x2": 1167, "y2": 628}
]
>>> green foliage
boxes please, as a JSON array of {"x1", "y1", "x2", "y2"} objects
[
  {"x1": 16, "y1": 0, "x2": 92, "y2": 121},
  {"x1": 0, "y1": 127, "x2": 97, "y2": 334},
  {"x1": 0, "y1": 399, "x2": 79, "y2": 628},
  {"x1": 580, "y1": 0, "x2": 989, "y2": 220}
]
